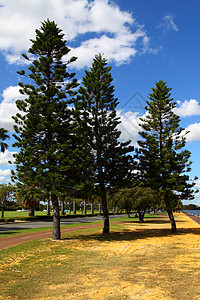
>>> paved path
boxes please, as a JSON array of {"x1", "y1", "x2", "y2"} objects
[
  {"x1": 182, "y1": 211, "x2": 200, "y2": 226},
  {"x1": 0, "y1": 222, "x2": 114, "y2": 251},
  {"x1": 0, "y1": 214, "x2": 125, "y2": 232},
  {"x1": 0, "y1": 214, "x2": 167, "y2": 251},
  {"x1": 0, "y1": 215, "x2": 127, "y2": 250}
]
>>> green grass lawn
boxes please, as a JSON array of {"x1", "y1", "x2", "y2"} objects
[
  {"x1": 3, "y1": 210, "x2": 49, "y2": 218},
  {"x1": 3, "y1": 210, "x2": 163, "y2": 218},
  {"x1": 3, "y1": 209, "x2": 101, "y2": 218}
]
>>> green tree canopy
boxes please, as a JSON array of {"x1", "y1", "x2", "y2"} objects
[
  {"x1": 136, "y1": 80, "x2": 197, "y2": 232},
  {"x1": 12, "y1": 19, "x2": 79, "y2": 239},
  {"x1": 111, "y1": 185, "x2": 159, "y2": 221},
  {"x1": 0, "y1": 184, "x2": 15, "y2": 218},
  {"x1": 75, "y1": 54, "x2": 134, "y2": 233}
]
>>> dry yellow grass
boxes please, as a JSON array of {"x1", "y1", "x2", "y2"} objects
[{"x1": 1, "y1": 212, "x2": 200, "y2": 300}]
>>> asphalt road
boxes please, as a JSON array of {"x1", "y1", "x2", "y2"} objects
[{"x1": 0, "y1": 214, "x2": 126, "y2": 232}]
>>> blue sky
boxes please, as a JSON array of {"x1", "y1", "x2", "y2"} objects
[{"x1": 0, "y1": 0, "x2": 199, "y2": 204}]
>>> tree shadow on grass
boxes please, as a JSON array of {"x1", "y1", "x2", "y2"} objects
[
  {"x1": 62, "y1": 224, "x2": 200, "y2": 243},
  {"x1": 123, "y1": 219, "x2": 185, "y2": 224},
  {"x1": 0, "y1": 230, "x2": 19, "y2": 235},
  {"x1": 0, "y1": 226, "x2": 29, "y2": 232}
]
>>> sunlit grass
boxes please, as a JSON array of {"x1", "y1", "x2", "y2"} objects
[
  {"x1": 3, "y1": 209, "x2": 101, "y2": 218},
  {"x1": 1, "y1": 213, "x2": 200, "y2": 299}
]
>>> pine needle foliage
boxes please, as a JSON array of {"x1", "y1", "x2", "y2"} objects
[
  {"x1": 0, "y1": 127, "x2": 9, "y2": 153},
  {"x1": 136, "y1": 80, "x2": 197, "y2": 233},
  {"x1": 76, "y1": 54, "x2": 134, "y2": 233},
  {"x1": 11, "y1": 20, "x2": 79, "y2": 240}
]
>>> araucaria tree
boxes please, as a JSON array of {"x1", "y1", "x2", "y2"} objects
[
  {"x1": 136, "y1": 80, "x2": 196, "y2": 233},
  {"x1": 12, "y1": 20, "x2": 78, "y2": 240},
  {"x1": 0, "y1": 127, "x2": 9, "y2": 153},
  {"x1": 76, "y1": 54, "x2": 134, "y2": 233}
]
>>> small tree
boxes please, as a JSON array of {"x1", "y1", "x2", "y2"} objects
[
  {"x1": 12, "y1": 20, "x2": 79, "y2": 239},
  {"x1": 110, "y1": 188, "x2": 133, "y2": 217},
  {"x1": 136, "y1": 80, "x2": 197, "y2": 232},
  {"x1": 132, "y1": 186, "x2": 160, "y2": 222},
  {"x1": 15, "y1": 184, "x2": 39, "y2": 216},
  {"x1": 0, "y1": 184, "x2": 15, "y2": 218},
  {"x1": 76, "y1": 54, "x2": 134, "y2": 233},
  {"x1": 175, "y1": 199, "x2": 183, "y2": 213},
  {"x1": 111, "y1": 185, "x2": 159, "y2": 221}
]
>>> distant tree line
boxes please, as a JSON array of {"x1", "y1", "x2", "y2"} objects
[{"x1": 182, "y1": 204, "x2": 200, "y2": 210}]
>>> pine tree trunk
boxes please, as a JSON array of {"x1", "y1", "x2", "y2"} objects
[
  {"x1": 61, "y1": 199, "x2": 65, "y2": 215},
  {"x1": 99, "y1": 203, "x2": 101, "y2": 214},
  {"x1": 165, "y1": 195, "x2": 177, "y2": 233},
  {"x1": 1, "y1": 207, "x2": 4, "y2": 218},
  {"x1": 29, "y1": 209, "x2": 34, "y2": 216},
  {"x1": 84, "y1": 199, "x2": 87, "y2": 214},
  {"x1": 51, "y1": 193, "x2": 61, "y2": 240},
  {"x1": 167, "y1": 208, "x2": 177, "y2": 233},
  {"x1": 47, "y1": 195, "x2": 50, "y2": 216},
  {"x1": 91, "y1": 201, "x2": 94, "y2": 214},
  {"x1": 100, "y1": 184, "x2": 109, "y2": 234},
  {"x1": 138, "y1": 210, "x2": 145, "y2": 223},
  {"x1": 73, "y1": 199, "x2": 76, "y2": 214}
]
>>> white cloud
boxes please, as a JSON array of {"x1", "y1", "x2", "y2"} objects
[
  {"x1": 117, "y1": 110, "x2": 141, "y2": 145},
  {"x1": 158, "y1": 13, "x2": 179, "y2": 32},
  {"x1": 184, "y1": 123, "x2": 200, "y2": 142},
  {"x1": 174, "y1": 99, "x2": 200, "y2": 117},
  {"x1": 194, "y1": 180, "x2": 200, "y2": 190},
  {"x1": 2, "y1": 85, "x2": 23, "y2": 103},
  {"x1": 0, "y1": 169, "x2": 11, "y2": 177},
  {"x1": 0, "y1": 86, "x2": 25, "y2": 131},
  {"x1": 117, "y1": 104, "x2": 200, "y2": 145},
  {"x1": 0, "y1": 176, "x2": 9, "y2": 183},
  {"x1": 0, "y1": 169, "x2": 12, "y2": 184},
  {"x1": 0, "y1": 150, "x2": 16, "y2": 166},
  {"x1": 142, "y1": 36, "x2": 162, "y2": 55},
  {"x1": 70, "y1": 32, "x2": 142, "y2": 69},
  {"x1": 0, "y1": 0, "x2": 157, "y2": 67}
]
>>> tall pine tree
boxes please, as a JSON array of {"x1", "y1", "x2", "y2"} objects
[
  {"x1": 76, "y1": 54, "x2": 134, "y2": 233},
  {"x1": 12, "y1": 20, "x2": 79, "y2": 240},
  {"x1": 136, "y1": 80, "x2": 197, "y2": 233}
]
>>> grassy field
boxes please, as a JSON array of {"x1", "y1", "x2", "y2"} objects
[
  {"x1": 0, "y1": 220, "x2": 105, "y2": 239},
  {"x1": 2, "y1": 210, "x2": 163, "y2": 218},
  {"x1": 3, "y1": 210, "x2": 100, "y2": 218},
  {"x1": 0, "y1": 214, "x2": 163, "y2": 239},
  {"x1": 1, "y1": 213, "x2": 200, "y2": 299}
]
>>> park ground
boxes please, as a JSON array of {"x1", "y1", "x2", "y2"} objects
[{"x1": 0, "y1": 212, "x2": 200, "y2": 300}]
